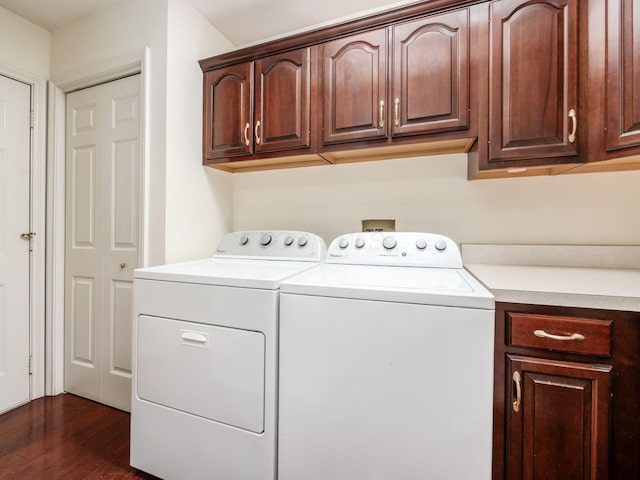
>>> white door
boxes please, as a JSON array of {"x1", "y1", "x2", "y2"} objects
[
  {"x1": 65, "y1": 74, "x2": 142, "y2": 411},
  {"x1": 0, "y1": 74, "x2": 32, "y2": 414}
]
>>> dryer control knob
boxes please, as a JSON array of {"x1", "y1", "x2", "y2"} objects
[
  {"x1": 416, "y1": 239, "x2": 427, "y2": 250},
  {"x1": 240, "y1": 235, "x2": 249, "y2": 245},
  {"x1": 338, "y1": 238, "x2": 349, "y2": 249},
  {"x1": 284, "y1": 235, "x2": 294, "y2": 246},
  {"x1": 298, "y1": 236, "x2": 308, "y2": 247},
  {"x1": 354, "y1": 237, "x2": 365, "y2": 249},
  {"x1": 435, "y1": 239, "x2": 447, "y2": 251},
  {"x1": 260, "y1": 233, "x2": 273, "y2": 246},
  {"x1": 382, "y1": 236, "x2": 397, "y2": 250}
]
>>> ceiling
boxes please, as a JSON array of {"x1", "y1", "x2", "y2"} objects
[{"x1": 0, "y1": 0, "x2": 419, "y2": 46}]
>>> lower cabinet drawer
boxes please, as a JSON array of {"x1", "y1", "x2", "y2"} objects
[{"x1": 507, "y1": 312, "x2": 612, "y2": 356}]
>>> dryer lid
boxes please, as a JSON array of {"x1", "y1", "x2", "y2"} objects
[{"x1": 134, "y1": 257, "x2": 322, "y2": 290}]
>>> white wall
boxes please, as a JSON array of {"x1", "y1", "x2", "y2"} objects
[
  {"x1": 233, "y1": 154, "x2": 640, "y2": 246},
  {"x1": 0, "y1": 6, "x2": 50, "y2": 78},
  {"x1": 165, "y1": 0, "x2": 234, "y2": 262}
]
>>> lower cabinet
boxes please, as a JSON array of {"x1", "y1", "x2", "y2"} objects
[
  {"x1": 494, "y1": 303, "x2": 640, "y2": 480},
  {"x1": 506, "y1": 355, "x2": 610, "y2": 480}
]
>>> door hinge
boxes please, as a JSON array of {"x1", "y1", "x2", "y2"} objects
[
  {"x1": 29, "y1": 110, "x2": 35, "y2": 129},
  {"x1": 29, "y1": 355, "x2": 33, "y2": 375}
]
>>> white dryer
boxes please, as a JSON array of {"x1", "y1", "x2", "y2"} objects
[
  {"x1": 278, "y1": 232, "x2": 495, "y2": 480},
  {"x1": 130, "y1": 231, "x2": 326, "y2": 480}
]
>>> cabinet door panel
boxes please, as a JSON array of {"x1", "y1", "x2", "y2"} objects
[
  {"x1": 490, "y1": 0, "x2": 578, "y2": 163},
  {"x1": 255, "y1": 48, "x2": 311, "y2": 153},
  {"x1": 606, "y1": 0, "x2": 640, "y2": 150},
  {"x1": 322, "y1": 29, "x2": 387, "y2": 144},
  {"x1": 203, "y1": 64, "x2": 253, "y2": 160},
  {"x1": 392, "y1": 9, "x2": 469, "y2": 136},
  {"x1": 507, "y1": 355, "x2": 610, "y2": 480}
]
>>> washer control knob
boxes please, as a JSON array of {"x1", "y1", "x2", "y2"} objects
[
  {"x1": 297, "y1": 236, "x2": 308, "y2": 247},
  {"x1": 260, "y1": 233, "x2": 272, "y2": 246},
  {"x1": 284, "y1": 235, "x2": 294, "y2": 246},
  {"x1": 354, "y1": 237, "x2": 365, "y2": 249},
  {"x1": 240, "y1": 235, "x2": 249, "y2": 245},
  {"x1": 382, "y1": 236, "x2": 397, "y2": 250},
  {"x1": 338, "y1": 238, "x2": 349, "y2": 249},
  {"x1": 416, "y1": 239, "x2": 427, "y2": 250},
  {"x1": 435, "y1": 239, "x2": 447, "y2": 251}
]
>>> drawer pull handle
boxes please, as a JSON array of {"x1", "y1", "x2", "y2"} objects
[
  {"x1": 534, "y1": 329, "x2": 585, "y2": 342},
  {"x1": 512, "y1": 371, "x2": 521, "y2": 413}
]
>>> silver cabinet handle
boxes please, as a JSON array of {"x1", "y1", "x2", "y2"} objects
[
  {"x1": 379, "y1": 100, "x2": 385, "y2": 128},
  {"x1": 534, "y1": 329, "x2": 585, "y2": 342},
  {"x1": 568, "y1": 108, "x2": 577, "y2": 143},
  {"x1": 512, "y1": 371, "x2": 521, "y2": 413}
]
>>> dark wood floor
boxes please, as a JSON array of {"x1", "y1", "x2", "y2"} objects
[{"x1": 0, "y1": 394, "x2": 160, "y2": 479}]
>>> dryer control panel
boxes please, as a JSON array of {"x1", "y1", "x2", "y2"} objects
[
  {"x1": 326, "y1": 232, "x2": 463, "y2": 268},
  {"x1": 214, "y1": 231, "x2": 326, "y2": 261}
]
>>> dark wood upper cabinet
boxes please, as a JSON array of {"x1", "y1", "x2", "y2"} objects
[
  {"x1": 203, "y1": 63, "x2": 253, "y2": 160},
  {"x1": 605, "y1": 0, "x2": 640, "y2": 151},
  {"x1": 254, "y1": 48, "x2": 311, "y2": 153},
  {"x1": 200, "y1": 0, "x2": 640, "y2": 174},
  {"x1": 391, "y1": 9, "x2": 470, "y2": 137},
  {"x1": 322, "y1": 29, "x2": 388, "y2": 145},
  {"x1": 506, "y1": 355, "x2": 610, "y2": 480},
  {"x1": 488, "y1": 0, "x2": 579, "y2": 165}
]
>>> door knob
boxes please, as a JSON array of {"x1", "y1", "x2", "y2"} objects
[
  {"x1": 120, "y1": 263, "x2": 127, "y2": 269},
  {"x1": 20, "y1": 232, "x2": 36, "y2": 239}
]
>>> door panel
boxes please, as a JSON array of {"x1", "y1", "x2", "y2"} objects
[
  {"x1": 65, "y1": 74, "x2": 141, "y2": 411},
  {"x1": 506, "y1": 355, "x2": 611, "y2": 480},
  {"x1": 322, "y1": 29, "x2": 388, "y2": 144},
  {"x1": 255, "y1": 48, "x2": 311, "y2": 153},
  {"x1": 392, "y1": 9, "x2": 470, "y2": 136},
  {"x1": 0, "y1": 74, "x2": 31, "y2": 414},
  {"x1": 606, "y1": 0, "x2": 640, "y2": 150},
  {"x1": 490, "y1": 0, "x2": 579, "y2": 163},
  {"x1": 203, "y1": 64, "x2": 253, "y2": 159}
]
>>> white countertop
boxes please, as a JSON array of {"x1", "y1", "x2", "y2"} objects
[{"x1": 462, "y1": 244, "x2": 640, "y2": 312}]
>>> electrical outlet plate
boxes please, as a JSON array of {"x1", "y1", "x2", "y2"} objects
[{"x1": 361, "y1": 219, "x2": 395, "y2": 232}]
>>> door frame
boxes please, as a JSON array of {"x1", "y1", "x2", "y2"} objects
[
  {"x1": 47, "y1": 48, "x2": 150, "y2": 395},
  {"x1": 0, "y1": 61, "x2": 47, "y2": 401}
]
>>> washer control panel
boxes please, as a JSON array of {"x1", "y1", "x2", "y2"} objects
[
  {"x1": 214, "y1": 231, "x2": 326, "y2": 261},
  {"x1": 326, "y1": 232, "x2": 462, "y2": 268}
]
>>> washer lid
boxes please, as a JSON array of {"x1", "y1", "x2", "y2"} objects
[
  {"x1": 134, "y1": 257, "x2": 322, "y2": 290},
  {"x1": 280, "y1": 263, "x2": 495, "y2": 309}
]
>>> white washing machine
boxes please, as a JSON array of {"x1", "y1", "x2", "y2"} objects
[
  {"x1": 130, "y1": 230, "x2": 326, "y2": 480},
  {"x1": 278, "y1": 232, "x2": 495, "y2": 480}
]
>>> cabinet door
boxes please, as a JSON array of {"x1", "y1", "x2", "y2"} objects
[
  {"x1": 392, "y1": 9, "x2": 469, "y2": 137},
  {"x1": 203, "y1": 63, "x2": 253, "y2": 160},
  {"x1": 606, "y1": 0, "x2": 640, "y2": 150},
  {"x1": 322, "y1": 29, "x2": 387, "y2": 145},
  {"x1": 255, "y1": 48, "x2": 311, "y2": 153},
  {"x1": 506, "y1": 355, "x2": 610, "y2": 480},
  {"x1": 489, "y1": 0, "x2": 579, "y2": 163}
]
